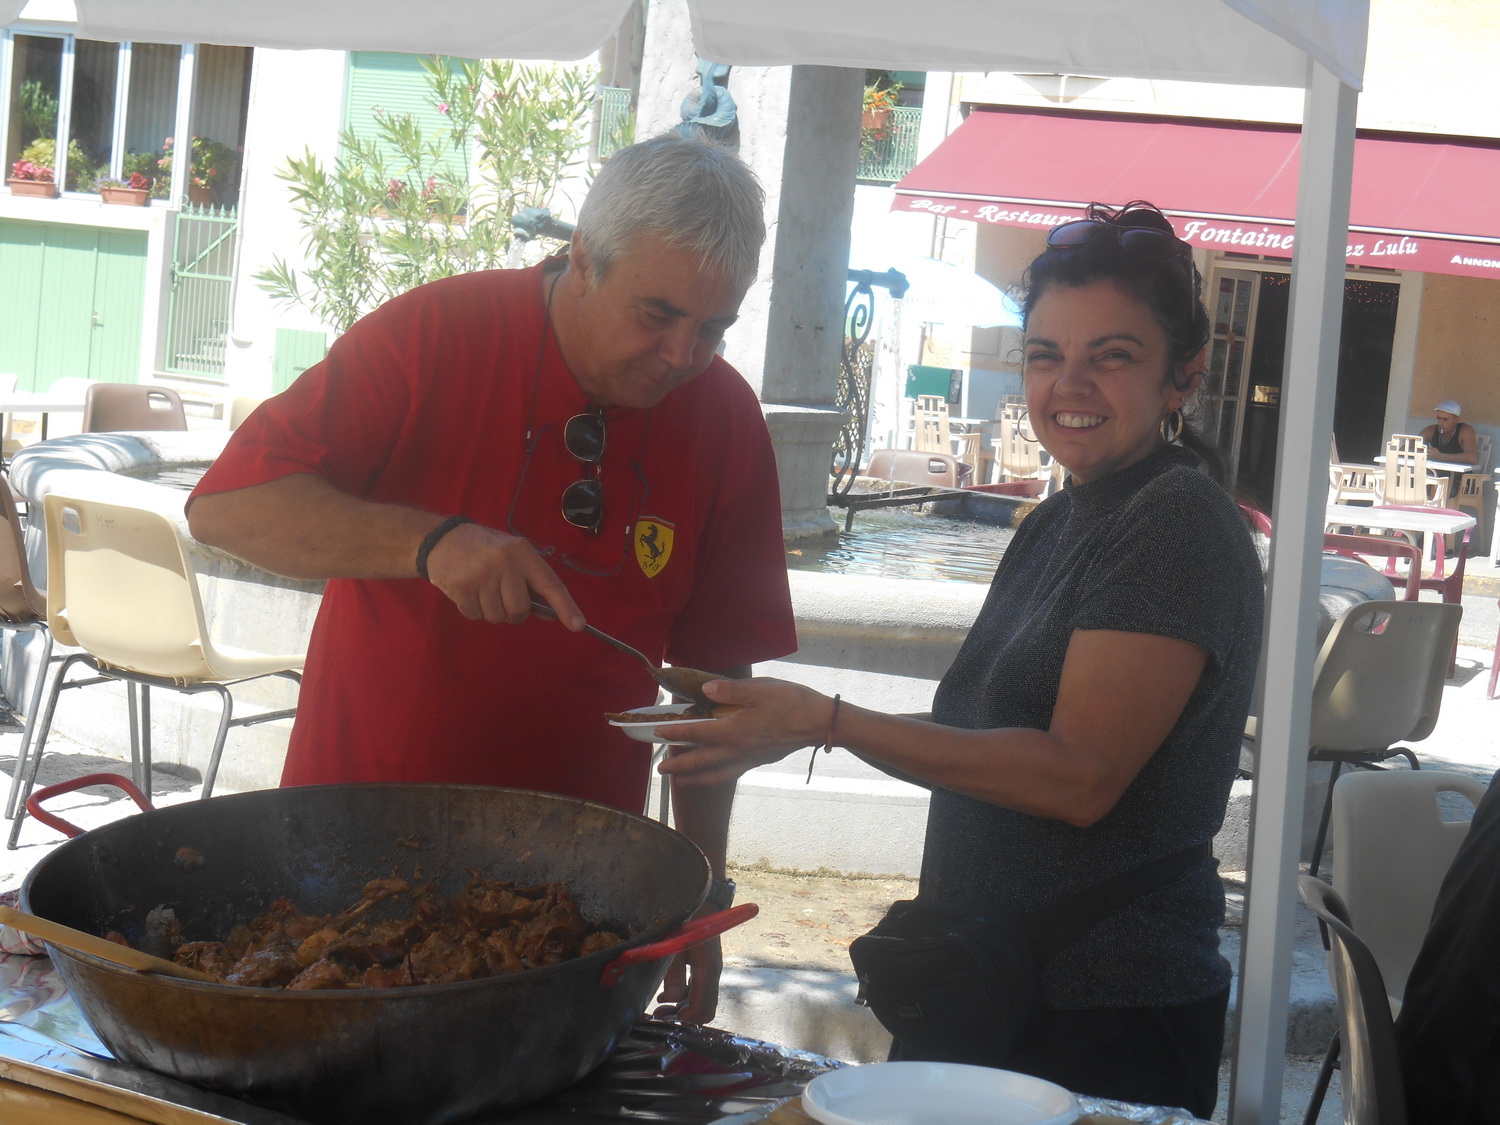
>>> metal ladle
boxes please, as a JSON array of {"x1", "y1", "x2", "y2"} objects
[{"x1": 529, "y1": 601, "x2": 717, "y2": 705}]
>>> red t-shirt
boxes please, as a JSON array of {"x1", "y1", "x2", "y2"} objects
[{"x1": 190, "y1": 263, "x2": 796, "y2": 813}]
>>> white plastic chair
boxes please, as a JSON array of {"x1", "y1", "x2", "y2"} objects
[
  {"x1": 227, "y1": 395, "x2": 266, "y2": 430},
  {"x1": 1452, "y1": 433, "x2": 1491, "y2": 544},
  {"x1": 1299, "y1": 769, "x2": 1486, "y2": 1125},
  {"x1": 1330, "y1": 435, "x2": 1381, "y2": 505},
  {"x1": 993, "y1": 405, "x2": 1060, "y2": 492},
  {"x1": 6, "y1": 494, "x2": 305, "y2": 848},
  {"x1": 1374, "y1": 434, "x2": 1447, "y2": 508}
]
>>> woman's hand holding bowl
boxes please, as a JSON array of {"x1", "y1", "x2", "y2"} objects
[{"x1": 657, "y1": 678, "x2": 834, "y2": 786}]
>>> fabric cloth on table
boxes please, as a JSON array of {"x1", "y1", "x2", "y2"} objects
[
  {"x1": 1316, "y1": 556, "x2": 1397, "y2": 646},
  {"x1": 189, "y1": 262, "x2": 796, "y2": 815}
]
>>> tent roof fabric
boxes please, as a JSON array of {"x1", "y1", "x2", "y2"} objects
[
  {"x1": 893, "y1": 108, "x2": 1500, "y2": 281},
  {"x1": 3, "y1": 0, "x2": 1368, "y2": 90}
]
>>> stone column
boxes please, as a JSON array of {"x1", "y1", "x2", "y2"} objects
[{"x1": 639, "y1": 0, "x2": 859, "y2": 538}]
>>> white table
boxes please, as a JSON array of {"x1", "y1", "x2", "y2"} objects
[
  {"x1": 0, "y1": 392, "x2": 88, "y2": 440},
  {"x1": 1373, "y1": 454, "x2": 1476, "y2": 474},
  {"x1": 1326, "y1": 503, "x2": 1476, "y2": 567}
]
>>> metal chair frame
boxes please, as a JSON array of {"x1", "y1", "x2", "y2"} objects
[{"x1": 1298, "y1": 875, "x2": 1410, "y2": 1125}]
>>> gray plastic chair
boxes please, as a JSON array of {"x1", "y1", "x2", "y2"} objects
[{"x1": 1304, "y1": 600, "x2": 1463, "y2": 877}]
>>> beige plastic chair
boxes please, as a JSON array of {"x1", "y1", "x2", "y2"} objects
[
  {"x1": 1303, "y1": 599, "x2": 1463, "y2": 877},
  {"x1": 6, "y1": 494, "x2": 304, "y2": 848},
  {"x1": 81, "y1": 383, "x2": 188, "y2": 433},
  {"x1": 227, "y1": 395, "x2": 266, "y2": 430},
  {"x1": 1374, "y1": 434, "x2": 1447, "y2": 507},
  {"x1": 994, "y1": 405, "x2": 1061, "y2": 493},
  {"x1": 0, "y1": 474, "x2": 58, "y2": 821},
  {"x1": 1330, "y1": 436, "x2": 1381, "y2": 505},
  {"x1": 1298, "y1": 769, "x2": 1485, "y2": 1125},
  {"x1": 1452, "y1": 433, "x2": 1491, "y2": 544}
]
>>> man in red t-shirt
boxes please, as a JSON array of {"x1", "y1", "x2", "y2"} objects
[{"x1": 187, "y1": 133, "x2": 797, "y2": 1023}]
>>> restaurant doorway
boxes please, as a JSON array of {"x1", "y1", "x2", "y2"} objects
[{"x1": 1201, "y1": 265, "x2": 1399, "y2": 510}]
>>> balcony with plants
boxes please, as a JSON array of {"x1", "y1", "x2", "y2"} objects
[{"x1": 858, "y1": 78, "x2": 922, "y2": 184}]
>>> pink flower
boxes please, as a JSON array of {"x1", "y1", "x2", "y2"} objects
[
  {"x1": 437, "y1": 102, "x2": 449, "y2": 114},
  {"x1": 386, "y1": 178, "x2": 405, "y2": 201}
]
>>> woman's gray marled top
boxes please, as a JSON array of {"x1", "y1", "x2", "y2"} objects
[{"x1": 924, "y1": 443, "x2": 1264, "y2": 1009}]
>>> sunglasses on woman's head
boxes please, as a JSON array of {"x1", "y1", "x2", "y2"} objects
[
  {"x1": 1046, "y1": 218, "x2": 1192, "y2": 261},
  {"x1": 1047, "y1": 218, "x2": 1199, "y2": 329},
  {"x1": 560, "y1": 410, "x2": 606, "y2": 534}
]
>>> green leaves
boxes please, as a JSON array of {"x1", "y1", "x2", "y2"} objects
[{"x1": 256, "y1": 55, "x2": 597, "y2": 336}]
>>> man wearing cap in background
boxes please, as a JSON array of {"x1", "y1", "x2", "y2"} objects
[{"x1": 1420, "y1": 399, "x2": 1479, "y2": 464}]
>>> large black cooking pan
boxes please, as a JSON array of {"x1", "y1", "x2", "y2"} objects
[{"x1": 20, "y1": 777, "x2": 752, "y2": 1125}]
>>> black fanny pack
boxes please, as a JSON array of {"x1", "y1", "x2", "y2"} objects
[{"x1": 848, "y1": 842, "x2": 1211, "y2": 1064}]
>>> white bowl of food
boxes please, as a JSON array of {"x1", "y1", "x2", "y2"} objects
[{"x1": 605, "y1": 702, "x2": 722, "y2": 745}]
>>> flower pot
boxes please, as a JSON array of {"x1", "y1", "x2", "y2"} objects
[
  {"x1": 100, "y1": 186, "x2": 149, "y2": 207},
  {"x1": 7, "y1": 178, "x2": 58, "y2": 199},
  {"x1": 861, "y1": 108, "x2": 892, "y2": 133},
  {"x1": 187, "y1": 184, "x2": 215, "y2": 205}
]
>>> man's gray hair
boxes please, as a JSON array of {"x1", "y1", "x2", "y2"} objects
[{"x1": 575, "y1": 132, "x2": 765, "y2": 292}]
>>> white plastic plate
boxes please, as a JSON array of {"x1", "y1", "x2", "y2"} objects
[
  {"x1": 801, "y1": 1061, "x2": 1081, "y2": 1125},
  {"x1": 606, "y1": 703, "x2": 716, "y2": 745}
]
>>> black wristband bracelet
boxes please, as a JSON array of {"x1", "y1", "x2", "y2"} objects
[{"x1": 415, "y1": 514, "x2": 474, "y2": 581}]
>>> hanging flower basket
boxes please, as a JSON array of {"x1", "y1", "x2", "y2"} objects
[
  {"x1": 7, "y1": 177, "x2": 58, "y2": 199},
  {"x1": 100, "y1": 185, "x2": 149, "y2": 206}
]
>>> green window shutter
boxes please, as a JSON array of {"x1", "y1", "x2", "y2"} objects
[
  {"x1": 272, "y1": 328, "x2": 329, "y2": 393},
  {"x1": 344, "y1": 52, "x2": 470, "y2": 183}
]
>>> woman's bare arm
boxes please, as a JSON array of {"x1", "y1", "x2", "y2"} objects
[{"x1": 660, "y1": 629, "x2": 1208, "y2": 827}]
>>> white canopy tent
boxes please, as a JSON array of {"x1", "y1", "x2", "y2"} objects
[{"x1": 2, "y1": 1, "x2": 1371, "y2": 1120}]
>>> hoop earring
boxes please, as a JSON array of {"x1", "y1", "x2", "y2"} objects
[
  {"x1": 1017, "y1": 410, "x2": 1040, "y2": 443},
  {"x1": 1160, "y1": 408, "x2": 1184, "y2": 444}
]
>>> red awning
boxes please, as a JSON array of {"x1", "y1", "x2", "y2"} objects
[{"x1": 892, "y1": 109, "x2": 1500, "y2": 281}]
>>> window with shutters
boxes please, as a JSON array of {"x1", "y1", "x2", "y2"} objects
[{"x1": 344, "y1": 53, "x2": 472, "y2": 187}]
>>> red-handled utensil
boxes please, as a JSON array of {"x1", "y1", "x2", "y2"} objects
[
  {"x1": 27, "y1": 773, "x2": 155, "y2": 839},
  {"x1": 599, "y1": 902, "x2": 758, "y2": 986}
]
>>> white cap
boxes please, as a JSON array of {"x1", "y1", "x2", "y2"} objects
[{"x1": 1435, "y1": 399, "x2": 1462, "y2": 416}]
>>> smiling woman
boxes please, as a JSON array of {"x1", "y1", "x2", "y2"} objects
[{"x1": 658, "y1": 202, "x2": 1262, "y2": 1118}]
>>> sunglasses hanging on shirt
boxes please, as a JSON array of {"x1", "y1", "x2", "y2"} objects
[{"x1": 560, "y1": 409, "x2": 607, "y2": 534}]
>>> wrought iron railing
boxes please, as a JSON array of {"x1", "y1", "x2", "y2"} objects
[
  {"x1": 858, "y1": 105, "x2": 922, "y2": 184},
  {"x1": 829, "y1": 268, "x2": 911, "y2": 499},
  {"x1": 598, "y1": 87, "x2": 634, "y2": 159}
]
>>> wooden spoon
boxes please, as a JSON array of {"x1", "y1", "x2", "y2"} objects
[
  {"x1": 0, "y1": 904, "x2": 217, "y2": 983},
  {"x1": 529, "y1": 601, "x2": 717, "y2": 704}
]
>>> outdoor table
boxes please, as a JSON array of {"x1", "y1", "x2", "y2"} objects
[
  {"x1": 0, "y1": 946, "x2": 1206, "y2": 1124},
  {"x1": 1373, "y1": 453, "x2": 1476, "y2": 474},
  {"x1": 1325, "y1": 502, "x2": 1476, "y2": 564},
  {"x1": 0, "y1": 391, "x2": 89, "y2": 441}
]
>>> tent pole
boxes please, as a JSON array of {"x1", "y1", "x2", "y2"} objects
[{"x1": 1228, "y1": 60, "x2": 1359, "y2": 1125}]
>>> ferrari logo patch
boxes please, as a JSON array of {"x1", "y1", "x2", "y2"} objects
[{"x1": 634, "y1": 518, "x2": 674, "y2": 578}]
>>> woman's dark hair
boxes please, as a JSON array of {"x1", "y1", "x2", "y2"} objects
[{"x1": 1021, "y1": 200, "x2": 1225, "y2": 483}]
